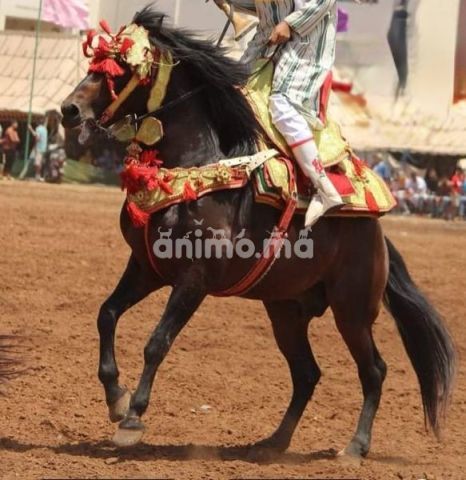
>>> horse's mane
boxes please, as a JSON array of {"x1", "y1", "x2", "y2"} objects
[{"x1": 133, "y1": 5, "x2": 262, "y2": 156}]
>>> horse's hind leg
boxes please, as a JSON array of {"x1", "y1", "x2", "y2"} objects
[
  {"x1": 328, "y1": 228, "x2": 388, "y2": 458},
  {"x1": 333, "y1": 315, "x2": 387, "y2": 458},
  {"x1": 98, "y1": 255, "x2": 162, "y2": 423},
  {"x1": 253, "y1": 290, "x2": 327, "y2": 455}
]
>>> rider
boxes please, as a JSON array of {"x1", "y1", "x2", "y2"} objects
[{"x1": 215, "y1": 0, "x2": 344, "y2": 226}]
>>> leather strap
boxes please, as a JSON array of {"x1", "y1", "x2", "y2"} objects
[
  {"x1": 219, "y1": 149, "x2": 278, "y2": 174},
  {"x1": 213, "y1": 194, "x2": 297, "y2": 297}
]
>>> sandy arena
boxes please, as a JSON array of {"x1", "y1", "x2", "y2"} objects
[{"x1": 0, "y1": 181, "x2": 465, "y2": 480}]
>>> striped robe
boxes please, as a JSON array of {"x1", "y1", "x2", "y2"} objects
[{"x1": 236, "y1": 0, "x2": 337, "y2": 128}]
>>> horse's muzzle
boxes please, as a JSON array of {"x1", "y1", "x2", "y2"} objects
[{"x1": 61, "y1": 102, "x2": 83, "y2": 129}]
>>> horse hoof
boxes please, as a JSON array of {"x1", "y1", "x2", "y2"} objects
[
  {"x1": 247, "y1": 445, "x2": 283, "y2": 463},
  {"x1": 337, "y1": 448, "x2": 363, "y2": 466},
  {"x1": 112, "y1": 423, "x2": 145, "y2": 448},
  {"x1": 109, "y1": 388, "x2": 132, "y2": 423}
]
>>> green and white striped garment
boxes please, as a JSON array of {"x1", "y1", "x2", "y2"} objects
[{"x1": 238, "y1": 0, "x2": 337, "y2": 128}]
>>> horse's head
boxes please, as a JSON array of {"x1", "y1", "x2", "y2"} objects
[
  {"x1": 62, "y1": 5, "x2": 261, "y2": 160},
  {"x1": 61, "y1": 18, "x2": 165, "y2": 146}
]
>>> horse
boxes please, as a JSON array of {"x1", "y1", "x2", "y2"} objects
[{"x1": 61, "y1": 6, "x2": 456, "y2": 457}]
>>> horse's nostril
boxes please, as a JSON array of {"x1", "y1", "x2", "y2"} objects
[{"x1": 61, "y1": 102, "x2": 80, "y2": 119}]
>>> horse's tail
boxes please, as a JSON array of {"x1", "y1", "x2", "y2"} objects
[
  {"x1": 0, "y1": 335, "x2": 21, "y2": 387},
  {"x1": 383, "y1": 237, "x2": 456, "y2": 436}
]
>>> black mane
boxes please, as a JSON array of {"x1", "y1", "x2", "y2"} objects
[{"x1": 133, "y1": 5, "x2": 262, "y2": 156}]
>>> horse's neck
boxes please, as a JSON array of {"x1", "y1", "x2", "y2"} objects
[{"x1": 156, "y1": 74, "x2": 223, "y2": 168}]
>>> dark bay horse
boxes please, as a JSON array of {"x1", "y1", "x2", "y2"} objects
[{"x1": 61, "y1": 6, "x2": 456, "y2": 457}]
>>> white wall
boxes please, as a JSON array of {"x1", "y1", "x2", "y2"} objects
[
  {"x1": 335, "y1": 0, "x2": 398, "y2": 97},
  {"x1": 409, "y1": 0, "x2": 461, "y2": 114},
  {"x1": 91, "y1": 0, "x2": 226, "y2": 34},
  {"x1": 0, "y1": 0, "x2": 41, "y2": 29}
]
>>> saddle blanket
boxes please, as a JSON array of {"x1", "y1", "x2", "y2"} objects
[
  {"x1": 254, "y1": 155, "x2": 396, "y2": 216},
  {"x1": 124, "y1": 151, "x2": 395, "y2": 227}
]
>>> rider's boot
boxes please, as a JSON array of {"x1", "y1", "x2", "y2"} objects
[{"x1": 292, "y1": 139, "x2": 344, "y2": 227}]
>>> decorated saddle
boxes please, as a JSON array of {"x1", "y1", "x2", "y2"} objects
[{"x1": 123, "y1": 61, "x2": 395, "y2": 227}]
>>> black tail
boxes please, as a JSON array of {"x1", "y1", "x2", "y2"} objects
[{"x1": 383, "y1": 238, "x2": 456, "y2": 436}]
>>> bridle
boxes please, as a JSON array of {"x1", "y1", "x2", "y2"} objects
[{"x1": 82, "y1": 16, "x2": 279, "y2": 146}]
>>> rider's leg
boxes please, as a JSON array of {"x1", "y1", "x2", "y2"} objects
[{"x1": 270, "y1": 93, "x2": 343, "y2": 227}]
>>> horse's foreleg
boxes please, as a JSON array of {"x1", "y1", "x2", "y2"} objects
[
  {"x1": 251, "y1": 298, "x2": 322, "y2": 457},
  {"x1": 113, "y1": 279, "x2": 206, "y2": 447},
  {"x1": 98, "y1": 255, "x2": 162, "y2": 422}
]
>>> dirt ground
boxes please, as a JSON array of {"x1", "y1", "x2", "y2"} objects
[{"x1": 0, "y1": 181, "x2": 465, "y2": 480}]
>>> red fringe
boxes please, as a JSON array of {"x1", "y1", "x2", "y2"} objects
[
  {"x1": 365, "y1": 188, "x2": 379, "y2": 212},
  {"x1": 332, "y1": 80, "x2": 353, "y2": 93},
  {"x1": 352, "y1": 155, "x2": 365, "y2": 178},
  {"x1": 120, "y1": 38, "x2": 135, "y2": 54},
  {"x1": 127, "y1": 201, "x2": 149, "y2": 228},
  {"x1": 96, "y1": 36, "x2": 112, "y2": 56},
  {"x1": 86, "y1": 29, "x2": 97, "y2": 46},
  {"x1": 99, "y1": 19, "x2": 112, "y2": 35},
  {"x1": 183, "y1": 181, "x2": 198, "y2": 201},
  {"x1": 89, "y1": 58, "x2": 125, "y2": 77},
  {"x1": 140, "y1": 150, "x2": 163, "y2": 167},
  {"x1": 159, "y1": 178, "x2": 174, "y2": 195},
  {"x1": 82, "y1": 30, "x2": 97, "y2": 57}
]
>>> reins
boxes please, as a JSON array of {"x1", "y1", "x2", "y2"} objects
[{"x1": 117, "y1": 45, "x2": 281, "y2": 133}]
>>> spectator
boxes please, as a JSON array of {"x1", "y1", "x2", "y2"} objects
[
  {"x1": 373, "y1": 158, "x2": 391, "y2": 183},
  {"x1": 435, "y1": 176, "x2": 454, "y2": 220},
  {"x1": 451, "y1": 167, "x2": 465, "y2": 195},
  {"x1": 425, "y1": 167, "x2": 439, "y2": 193},
  {"x1": 391, "y1": 173, "x2": 410, "y2": 215},
  {"x1": 452, "y1": 167, "x2": 466, "y2": 219},
  {"x1": 29, "y1": 117, "x2": 48, "y2": 182},
  {"x1": 1, "y1": 121, "x2": 20, "y2": 180},
  {"x1": 405, "y1": 171, "x2": 427, "y2": 212}
]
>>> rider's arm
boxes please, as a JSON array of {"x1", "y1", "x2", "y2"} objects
[{"x1": 285, "y1": 0, "x2": 336, "y2": 37}]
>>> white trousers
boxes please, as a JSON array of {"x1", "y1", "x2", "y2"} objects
[{"x1": 269, "y1": 93, "x2": 314, "y2": 146}]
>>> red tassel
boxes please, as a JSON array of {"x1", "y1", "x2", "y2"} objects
[
  {"x1": 127, "y1": 201, "x2": 149, "y2": 228},
  {"x1": 86, "y1": 29, "x2": 97, "y2": 45},
  {"x1": 120, "y1": 38, "x2": 135, "y2": 54},
  {"x1": 99, "y1": 19, "x2": 112, "y2": 35},
  {"x1": 352, "y1": 155, "x2": 365, "y2": 178},
  {"x1": 146, "y1": 177, "x2": 159, "y2": 192},
  {"x1": 364, "y1": 188, "x2": 379, "y2": 212},
  {"x1": 97, "y1": 36, "x2": 112, "y2": 55},
  {"x1": 82, "y1": 41, "x2": 91, "y2": 58},
  {"x1": 89, "y1": 58, "x2": 125, "y2": 77},
  {"x1": 183, "y1": 181, "x2": 198, "y2": 201},
  {"x1": 159, "y1": 179, "x2": 174, "y2": 195},
  {"x1": 120, "y1": 163, "x2": 141, "y2": 194},
  {"x1": 140, "y1": 150, "x2": 161, "y2": 167}
]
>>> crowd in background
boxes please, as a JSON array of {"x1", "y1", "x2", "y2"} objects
[
  {"x1": 2, "y1": 122, "x2": 466, "y2": 223},
  {"x1": 0, "y1": 115, "x2": 66, "y2": 182},
  {"x1": 373, "y1": 159, "x2": 466, "y2": 220}
]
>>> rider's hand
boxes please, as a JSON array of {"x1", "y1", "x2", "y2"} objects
[{"x1": 268, "y1": 21, "x2": 292, "y2": 45}]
